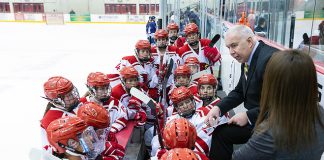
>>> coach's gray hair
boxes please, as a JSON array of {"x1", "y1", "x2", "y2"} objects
[{"x1": 225, "y1": 25, "x2": 256, "y2": 41}]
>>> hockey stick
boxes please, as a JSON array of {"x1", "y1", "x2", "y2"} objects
[
  {"x1": 209, "y1": 34, "x2": 221, "y2": 47},
  {"x1": 130, "y1": 87, "x2": 164, "y2": 149},
  {"x1": 190, "y1": 68, "x2": 212, "y2": 83},
  {"x1": 160, "y1": 58, "x2": 174, "y2": 106},
  {"x1": 29, "y1": 148, "x2": 61, "y2": 160}
]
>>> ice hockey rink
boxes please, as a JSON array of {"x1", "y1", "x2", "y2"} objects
[{"x1": 0, "y1": 22, "x2": 146, "y2": 159}]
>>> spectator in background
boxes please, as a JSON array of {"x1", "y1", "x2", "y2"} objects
[
  {"x1": 232, "y1": 50, "x2": 324, "y2": 160},
  {"x1": 69, "y1": 9, "x2": 75, "y2": 15},
  {"x1": 247, "y1": 9, "x2": 255, "y2": 31},
  {"x1": 170, "y1": 11, "x2": 175, "y2": 23},
  {"x1": 146, "y1": 16, "x2": 157, "y2": 45},
  {"x1": 254, "y1": 17, "x2": 267, "y2": 37},
  {"x1": 319, "y1": 21, "x2": 324, "y2": 45}
]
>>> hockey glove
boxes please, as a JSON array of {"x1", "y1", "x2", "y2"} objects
[
  {"x1": 204, "y1": 46, "x2": 221, "y2": 64},
  {"x1": 107, "y1": 131, "x2": 118, "y2": 143},
  {"x1": 134, "y1": 110, "x2": 147, "y2": 127},
  {"x1": 102, "y1": 141, "x2": 125, "y2": 160},
  {"x1": 128, "y1": 96, "x2": 142, "y2": 110}
]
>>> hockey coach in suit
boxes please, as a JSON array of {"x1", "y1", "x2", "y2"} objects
[{"x1": 205, "y1": 25, "x2": 279, "y2": 160}]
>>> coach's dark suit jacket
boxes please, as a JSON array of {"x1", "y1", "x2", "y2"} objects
[{"x1": 217, "y1": 41, "x2": 278, "y2": 125}]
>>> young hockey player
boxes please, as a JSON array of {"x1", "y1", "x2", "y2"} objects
[
  {"x1": 80, "y1": 72, "x2": 128, "y2": 133},
  {"x1": 172, "y1": 65, "x2": 198, "y2": 95},
  {"x1": 77, "y1": 102, "x2": 125, "y2": 159},
  {"x1": 153, "y1": 118, "x2": 209, "y2": 160},
  {"x1": 40, "y1": 76, "x2": 83, "y2": 152},
  {"x1": 197, "y1": 74, "x2": 220, "y2": 107},
  {"x1": 116, "y1": 40, "x2": 161, "y2": 101},
  {"x1": 165, "y1": 87, "x2": 228, "y2": 155},
  {"x1": 116, "y1": 40, "x2": 155, "y2": 86},
  {"x1": 167, "y1": 22, "x2": 186, "y2": 48},
  {"x1": 41, "y1": 76, "x2": 81, "y2": 129},
  {"x1": 150, "y1": 29, "x2": 182, "y2": 105},
  {"x1": 178, "y1": 23, "x2": 221, "y2": 71},
  {"x1": 184, "y1": 57, "x2": 200, "y2": 75},
  {"x1": 111, "y1": 66, "x2": 147, "y2": 126},
  {"x1": 46, "y1": 116, "x2": 103, "y2": 159}
]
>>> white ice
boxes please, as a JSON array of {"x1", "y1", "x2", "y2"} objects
[{"x1": 0, "y1": 22, "x2": 146, "y2": 159}]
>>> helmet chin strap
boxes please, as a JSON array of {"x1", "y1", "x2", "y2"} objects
[
  {"x1": 58, "y1": 143, "x2": 86, "y2": 157},
  {"x1": 201, "y1": 96, "x2": 216, "y2": 106},
  {"x1": 135, "y1": 49, "x2": 151, "y2": 63},
  {"x1": 189, "y1": 40, "x2": 199, "y2": 47},
  {"x1": 65, "y1": 149, "x2": 85, "y2": 157},
  {"x1": 179, "y1": 109, "x2": 195, "y2": 118},
  {"x1": 170, "y1": 36, "x2": 177, "y2": 43},
  {"x1": 99, "y1": 97, "x2": 110, "y2": 103},
  {"x1": 176, "y1": 100, "x2": 196, "y2": 118},
  {"x1": 158, "y1": 45, "x2": 167, "y2": 49}
]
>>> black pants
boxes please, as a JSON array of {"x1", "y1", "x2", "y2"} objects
[{"x1": 209, "y1": 124, "x2": 253, "y2": 160}]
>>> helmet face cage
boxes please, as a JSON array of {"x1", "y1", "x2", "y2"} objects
[
  {"x1": 51, "y1": 87, "x2": 80, "y2": 112},
  {"x1": 135, "y1": 48, "x2": 152, "y2": 63},
  {"x1": 88, "y1": 85, "x2": 111, "y2": 102},
  {"x1": 135, "y1": 40, "x2": 152, "y2": 63},
  {"x1": 186, "y1": 32, "x2": 199, "y2": 46},
  {"x1": 155, "y1": 29, "x2": 169, "y2": 49},
  {"x1": 46, "y1": 117, "x2": 87, "y2": 154},
  {"x1": 168, "y1": 29, "x2": 178, "y2": 42},
  {"x1": 174, "y1": 65, "x2": 191, "y2": 87},
  {"x1": 198, "y1": 74, "x2": 217, "y2": 101},
  {"x1": 156, "y1": 37, "x2": 168, "y2": 49},
  {"x1": 119, "y1": 66, "x2": 140, "y2": 90},
  {"x1": 198, "y1": 84, "x2": 216, "y2": 101},
  {"x1": 66, "y1": 126, "x2": 104, "y2": 159},
  {"x1": 186, "y1": 64, "x2": 200, "y2": 74},
  {"x1": 174, "y1": 98, "x2": 196, "y2": 118},
  {"x1": 174, "y1": 74, "x2": 191, "y2": 87},
  {"x1": 122, "y1": 77, "x2": 139, "y2": 90}
]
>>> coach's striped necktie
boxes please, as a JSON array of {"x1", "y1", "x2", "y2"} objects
[{"x1": 244, "y1": 63, "x2": 249, "y2": 77}]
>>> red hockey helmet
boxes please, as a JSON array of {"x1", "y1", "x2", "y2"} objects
[
  {"x1": 46, "y1": 116, "x2": 87, "y2": 154},
  {"x1": 198, "y1": 74, "x2": 218, "y2": 87},
  {"x1": 174, "y1": 65, "x2": 191, "y2": 77},
  {"x1": 160, "y1": 148, "x2": 198, "y2": 160},
  {"x1": 154, "y1": 29, "x2": 169, "y2": 39},
  {"x1": 77, "y1": 102, "x2": 110, "y2": 129},
  {"x1": 184, "y1": 23, "x2": 199, "y2": 35},
  {"x1": 87, "y1": 72, "x2": 110, "y2": 87},
  {"x1": 170, "y1": 86, "x2": 193, "y2": 105},
  {"x1": 135, "y1": 40, "x2": 151, "y2": 50},
  {"x1": 44, "y1": 76, "x2": 74, "y2": 100},
  {"x1": 167, "y1": 23, "x2": 179, "y2": 31},
  {"x1": 119, "y1": 66, "x2": 139, "y2": 79},
  {"x1": 185, "y1": 57, "x2": 200, "y2": 65},
  {"x1": 163, "y1": 118, "x2": 197, "y2": 149}
]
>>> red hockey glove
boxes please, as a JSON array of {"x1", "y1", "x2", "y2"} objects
[
  {"x1": 102, "y1": 141, "x2": 125, "y2": 160},
  {"x1": 157, "y1": 148, "x2": 167, "y2": 159},
  {"x1": 156, "y1": 64, "x2": 167, "y2": 78},
  {"x1": 107, "y1": 131, "x2": 118, "y2": 143},
  {"x1": 155, "y1": 102, "x2": 164, "y2": 118},
  {"x1": 134, "y1": 110, "x2": 147, "y2": 127},
  {"x1": 175, "y1": 37, "x2": 185, "y2": 47},
  {"x1": 128, "y1": 96, "x2": 142, "y2": 109},
  {"x1": 204, "y1": 46, "x2": 221, "y2": 64}
]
